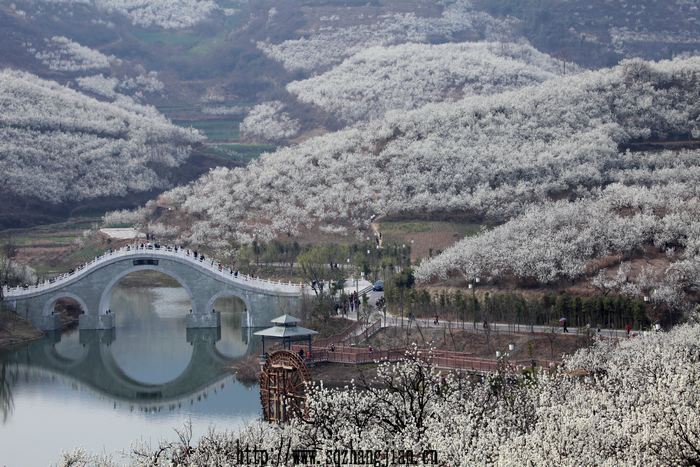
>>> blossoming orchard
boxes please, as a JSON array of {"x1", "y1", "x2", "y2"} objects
[{"x1": 1, "y1": 0, "x2": 700, "y2": 464}]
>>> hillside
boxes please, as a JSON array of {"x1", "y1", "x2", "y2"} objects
[
  {"x1": 2, "y1": 1, "x2": 700, "y2": 314},
  {"x1": 416, "y1": 174, "x2": 700, "y2": 310},
  {"x1": 475, "y1": 0, "x2": 700, "y2": 68},
  {"x1": 150, "y1": 58, "x2": 700, "y2": 240},
  {"x1": 287, "y1": 41, "x2": 571, "y2": 124},
  {"x1": 132, "y1": 56, "x2": 700, "y2": 316},
  {"x1": 256, "y1": 0, "x2": 519, "y2": 73},
  {"x1": 4, "y1": 3, "x2": 700, "y2": 465},
  {"x1": 0, "y1": 70, "x2": 201, "y2": 205}
]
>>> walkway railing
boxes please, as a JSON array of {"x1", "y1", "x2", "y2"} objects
[
  {"x1": 291, "y1": 344, "x2": 556, "y2": 373},
  {"x1": 3, "y1": 244, "x2": 305, "y2": 298},
  {"x1": 352, "y1": 319, "x2": 383, "y2": 344},
  {"x1": 384, "y1": 315, "x2": 629, "y2": 339},
  {"x1": 314, "y1": 321, "x2": 364, "y2": 348}
]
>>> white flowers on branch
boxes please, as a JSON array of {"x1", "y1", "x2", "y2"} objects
[
  {"x1": 416, "y1": 180, "x2": 700, "y2": 310},
  {"x1": 29, "y1": 34, "x2": 164, "y2": 102},
  {"x1": 146, "y1": 222, "x2": 179, "y2": 238},
  {"x1": 118, "y1": 72, "x2": 164, "y2": 95},
  {"x1": 507, "y1": 322, "x2": 700, "y2": 465},
  {"x1": 76, "y1": 74, "x2": 119, "y2": 98},
  {"x1": 0, "y1": 255, "x2": 37, "y2": 287},
  {"x1": 257, "y1": 1, "x2": 519, "y2": 73},
  {"x1": 102, "y1": 208, "x2": 146, "y2": 227}
]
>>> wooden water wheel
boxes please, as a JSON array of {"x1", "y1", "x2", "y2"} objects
[{"x1": 259, "y1": 350, "x2": 311, "y2": 422}]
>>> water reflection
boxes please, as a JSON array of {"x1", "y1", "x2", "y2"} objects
[
  {"x1": 0, "y1": 362, "x2": 14, "y2": 423},
  {"x1": 3, "y1": 328, "x2": 236, "y2": 402},
  {"x1": 215, "y1": 296, "x2": 250, "y2": 358},
  {"x1": 2, "y1": 284, "x2": 254, "y2": 405},
  {"x1": 0, "y1": 277, "x2": 262, "y2": 465},
  {"x1": 111, "y1": 285, "x2": 193, "y2": 384}
]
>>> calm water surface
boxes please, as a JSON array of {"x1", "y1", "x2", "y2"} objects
[{"x1": 0, "y1": 280, "x2": 262, "y2": 467}]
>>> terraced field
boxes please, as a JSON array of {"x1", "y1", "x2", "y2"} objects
[{"x1": 0, "y1": 218, "x2": 110, "y2": 276}]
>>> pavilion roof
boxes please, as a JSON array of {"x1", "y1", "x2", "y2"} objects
[
  {"x1": 254, "y1": 325, "x2": 318, "y2": 339},
  {"x1": 270, "y1": 314, "x2": 302, "y2": 326}
]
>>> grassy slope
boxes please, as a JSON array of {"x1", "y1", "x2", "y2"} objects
[
  {"x1": 378, "y1": 220, "x2": 483, "y2": 262},
  {"x1": 0, "y1": 311, "x2": 44, "y2": 350}
]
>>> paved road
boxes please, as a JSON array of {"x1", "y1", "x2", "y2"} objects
[
  {"x1": 339, "y1": 293, "x2": 632, "y2": 339},
  {"x1": 382, "y1": 315, "x2": 631, "y2": 338}
]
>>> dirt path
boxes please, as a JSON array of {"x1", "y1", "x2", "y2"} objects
[{"x1": 370, "y1": 222, "x2": 383, "y2": 248}]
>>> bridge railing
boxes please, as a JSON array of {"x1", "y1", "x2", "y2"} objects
[{"x1": 3, "y1": 244, "x2": 305, "y2": 298}]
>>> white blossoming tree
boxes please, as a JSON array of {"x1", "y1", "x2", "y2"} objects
[{"x1": 61, "y1": 322, "x2": 700, "y2": 465}]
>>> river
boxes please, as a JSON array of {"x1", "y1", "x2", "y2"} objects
[{"x1": 0, "y1": 276, "x2": 261, "y2": 466}]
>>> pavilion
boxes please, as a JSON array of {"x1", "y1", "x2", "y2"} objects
[{"x1": 254, "y1": 314, "x2": 318, "y2": 359}]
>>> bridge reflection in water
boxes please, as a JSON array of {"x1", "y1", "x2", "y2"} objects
[
  {"x1": 0, "y1": 279, "x2": 265, "y2": 466},
  {"x1": 0, "y1": 325, "x2": 257, "y2": 417}
]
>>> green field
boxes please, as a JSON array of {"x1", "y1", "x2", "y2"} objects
[
  {"x1": 0, "y1": 217, "x2": 106, "y2": 276},
  {"x1": 155, "y1": 103, "x2": 195, "y2": 114},
  {"x1": 11, "y1": 235, "x2": 77, "y2": 246},
  {"x1": 173, "y1": 119, "x2": 241, "y2": 141},
  {"x1": 0, "y1": 218, "x2": 97, "y2": 242},
  {"x1": 132, "y1": 29, "x2": 202, "y2": 48},
  {"x1": 64, "y1": 244, "x2": 108, "y2": 265},
  {"x1": 198, "y1": 143, "x2": 276, "y2": 165}
]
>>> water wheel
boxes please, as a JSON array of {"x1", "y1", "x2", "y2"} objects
[{"x1": 259, "y1": 350, "x2": 311, "y2": 422}]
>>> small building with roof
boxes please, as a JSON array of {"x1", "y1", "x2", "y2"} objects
[{"x1": 254, "y1": 314, "x2": 318, "y2": 359}]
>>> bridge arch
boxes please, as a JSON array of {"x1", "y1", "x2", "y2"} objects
[
  {"x1": 42, "y1": 292, "x2": 88, "y2": 318},
  {"x1": 98, "y1": 265, "x2": 196, "y2": 317},
  {"x1": 206, "y1": 290, "x2": 251, "y2": 321}
]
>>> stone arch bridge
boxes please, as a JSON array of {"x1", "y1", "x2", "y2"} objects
[{"x1": 2, "y1": 246, "x2": 304, "y2": 331}]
